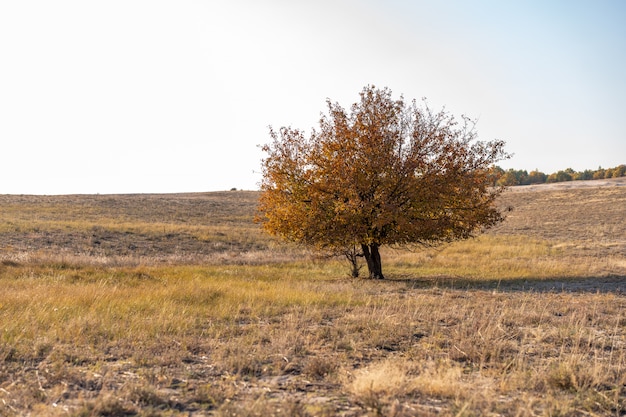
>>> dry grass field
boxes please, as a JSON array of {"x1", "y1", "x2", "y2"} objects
[{"x1": 0, "y1": 178, "x2": 625, "y2": 416}]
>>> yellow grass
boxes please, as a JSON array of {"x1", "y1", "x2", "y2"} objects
[
  {"x1": 0, "y1": 183, "x2": 625, "y2": 416},
  {"x1": 2, "y1": 260, "x2": 625, "y2": 416}
]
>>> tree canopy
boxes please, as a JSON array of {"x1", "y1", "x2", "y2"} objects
[{"x1": 257, "y1": 86, "x2": 509, "y2": 279}]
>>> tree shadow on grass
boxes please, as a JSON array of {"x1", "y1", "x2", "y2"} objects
[{"x1": 388, "y1": 274, "x2": 626, "y2": 294}]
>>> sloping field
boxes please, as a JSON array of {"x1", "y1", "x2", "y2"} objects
[
  {"x1": 0, "y1": 180, "x2": 625, "y2": 416},
  {"x1": 494, "y1": 177, "x2": 626, "y2": 254},
  {"x1": 0, "y1": 191, "x2": 282, "y2": 265},
  {"x1": 1, "y1": 178, "x2": 624, "y2": 268}
]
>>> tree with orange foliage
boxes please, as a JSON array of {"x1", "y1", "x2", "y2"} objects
[{"x1": 257, "y1": 86, "x2": 509, "y2": 279}]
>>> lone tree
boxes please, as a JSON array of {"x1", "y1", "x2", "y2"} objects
[{"x1": 257, "y1": 86, "x2": 509, "y2": 279}]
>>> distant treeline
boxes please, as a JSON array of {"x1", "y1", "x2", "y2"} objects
[{"x1": 492, "y1": 164, "x2": 626, "y2": 186}]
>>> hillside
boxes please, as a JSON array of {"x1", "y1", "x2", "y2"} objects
[
  {"x1": 1, "y1": 179, "x2": 625, "y2": 270},
  {"x1": 0, "y1": 191, "x2": 271, "y2": 265},
  {"x1": 494, "y1": 177, "x2": 626, "y2": 257},
  {"x1": 1, "y1": 179, "x2": 625, "y2": 416}
]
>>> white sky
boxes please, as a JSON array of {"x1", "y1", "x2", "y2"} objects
[{"x1": 1, "y1": 1, "x2": 625, "y2": 194}]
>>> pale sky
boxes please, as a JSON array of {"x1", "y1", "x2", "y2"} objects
[{"x1": 1, "y1": 1, "x2": 625, "y2": 194}]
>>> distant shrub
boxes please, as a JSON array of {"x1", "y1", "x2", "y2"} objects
[
  {"x1": 528, "y1": 170, "x2": 547, "y2": 184},
  {"x1": 496, "y1": 169, "x2": 529, "y2": 186},
  {"x1": 555, "y1": 170, "x2": 573, "y2": 182},
  {"x1": 497, "y1": 170, "x2": 519, "y2": 186},
  {"x1": 612, "y1": 164, "x2": 626, "y2": 178},
  {"x1": 573, "y1": 170, "x2": 594, "y2": 181},
  {"x1": 493, "y1": 164, "x2": 624, "y2": 186}
]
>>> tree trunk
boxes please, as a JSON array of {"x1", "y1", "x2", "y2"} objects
[{"x1": 361, "y1": 243, "x2": 384, "y2": 279}]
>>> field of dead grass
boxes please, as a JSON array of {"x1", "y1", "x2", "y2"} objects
[
  {"x1": 0, "y1": 191, "x2": 303, "y2": 266},
  {"x1": 0, "y1": 179, "x2": 625, "y2": 416}
]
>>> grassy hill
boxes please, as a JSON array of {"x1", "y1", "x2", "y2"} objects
[
  {"x1": 2, "y1": 178, "x2": 624, "y2": 272},
  {"x1": 0, "y1": 180, "x2": 625, "y2": 416}
]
